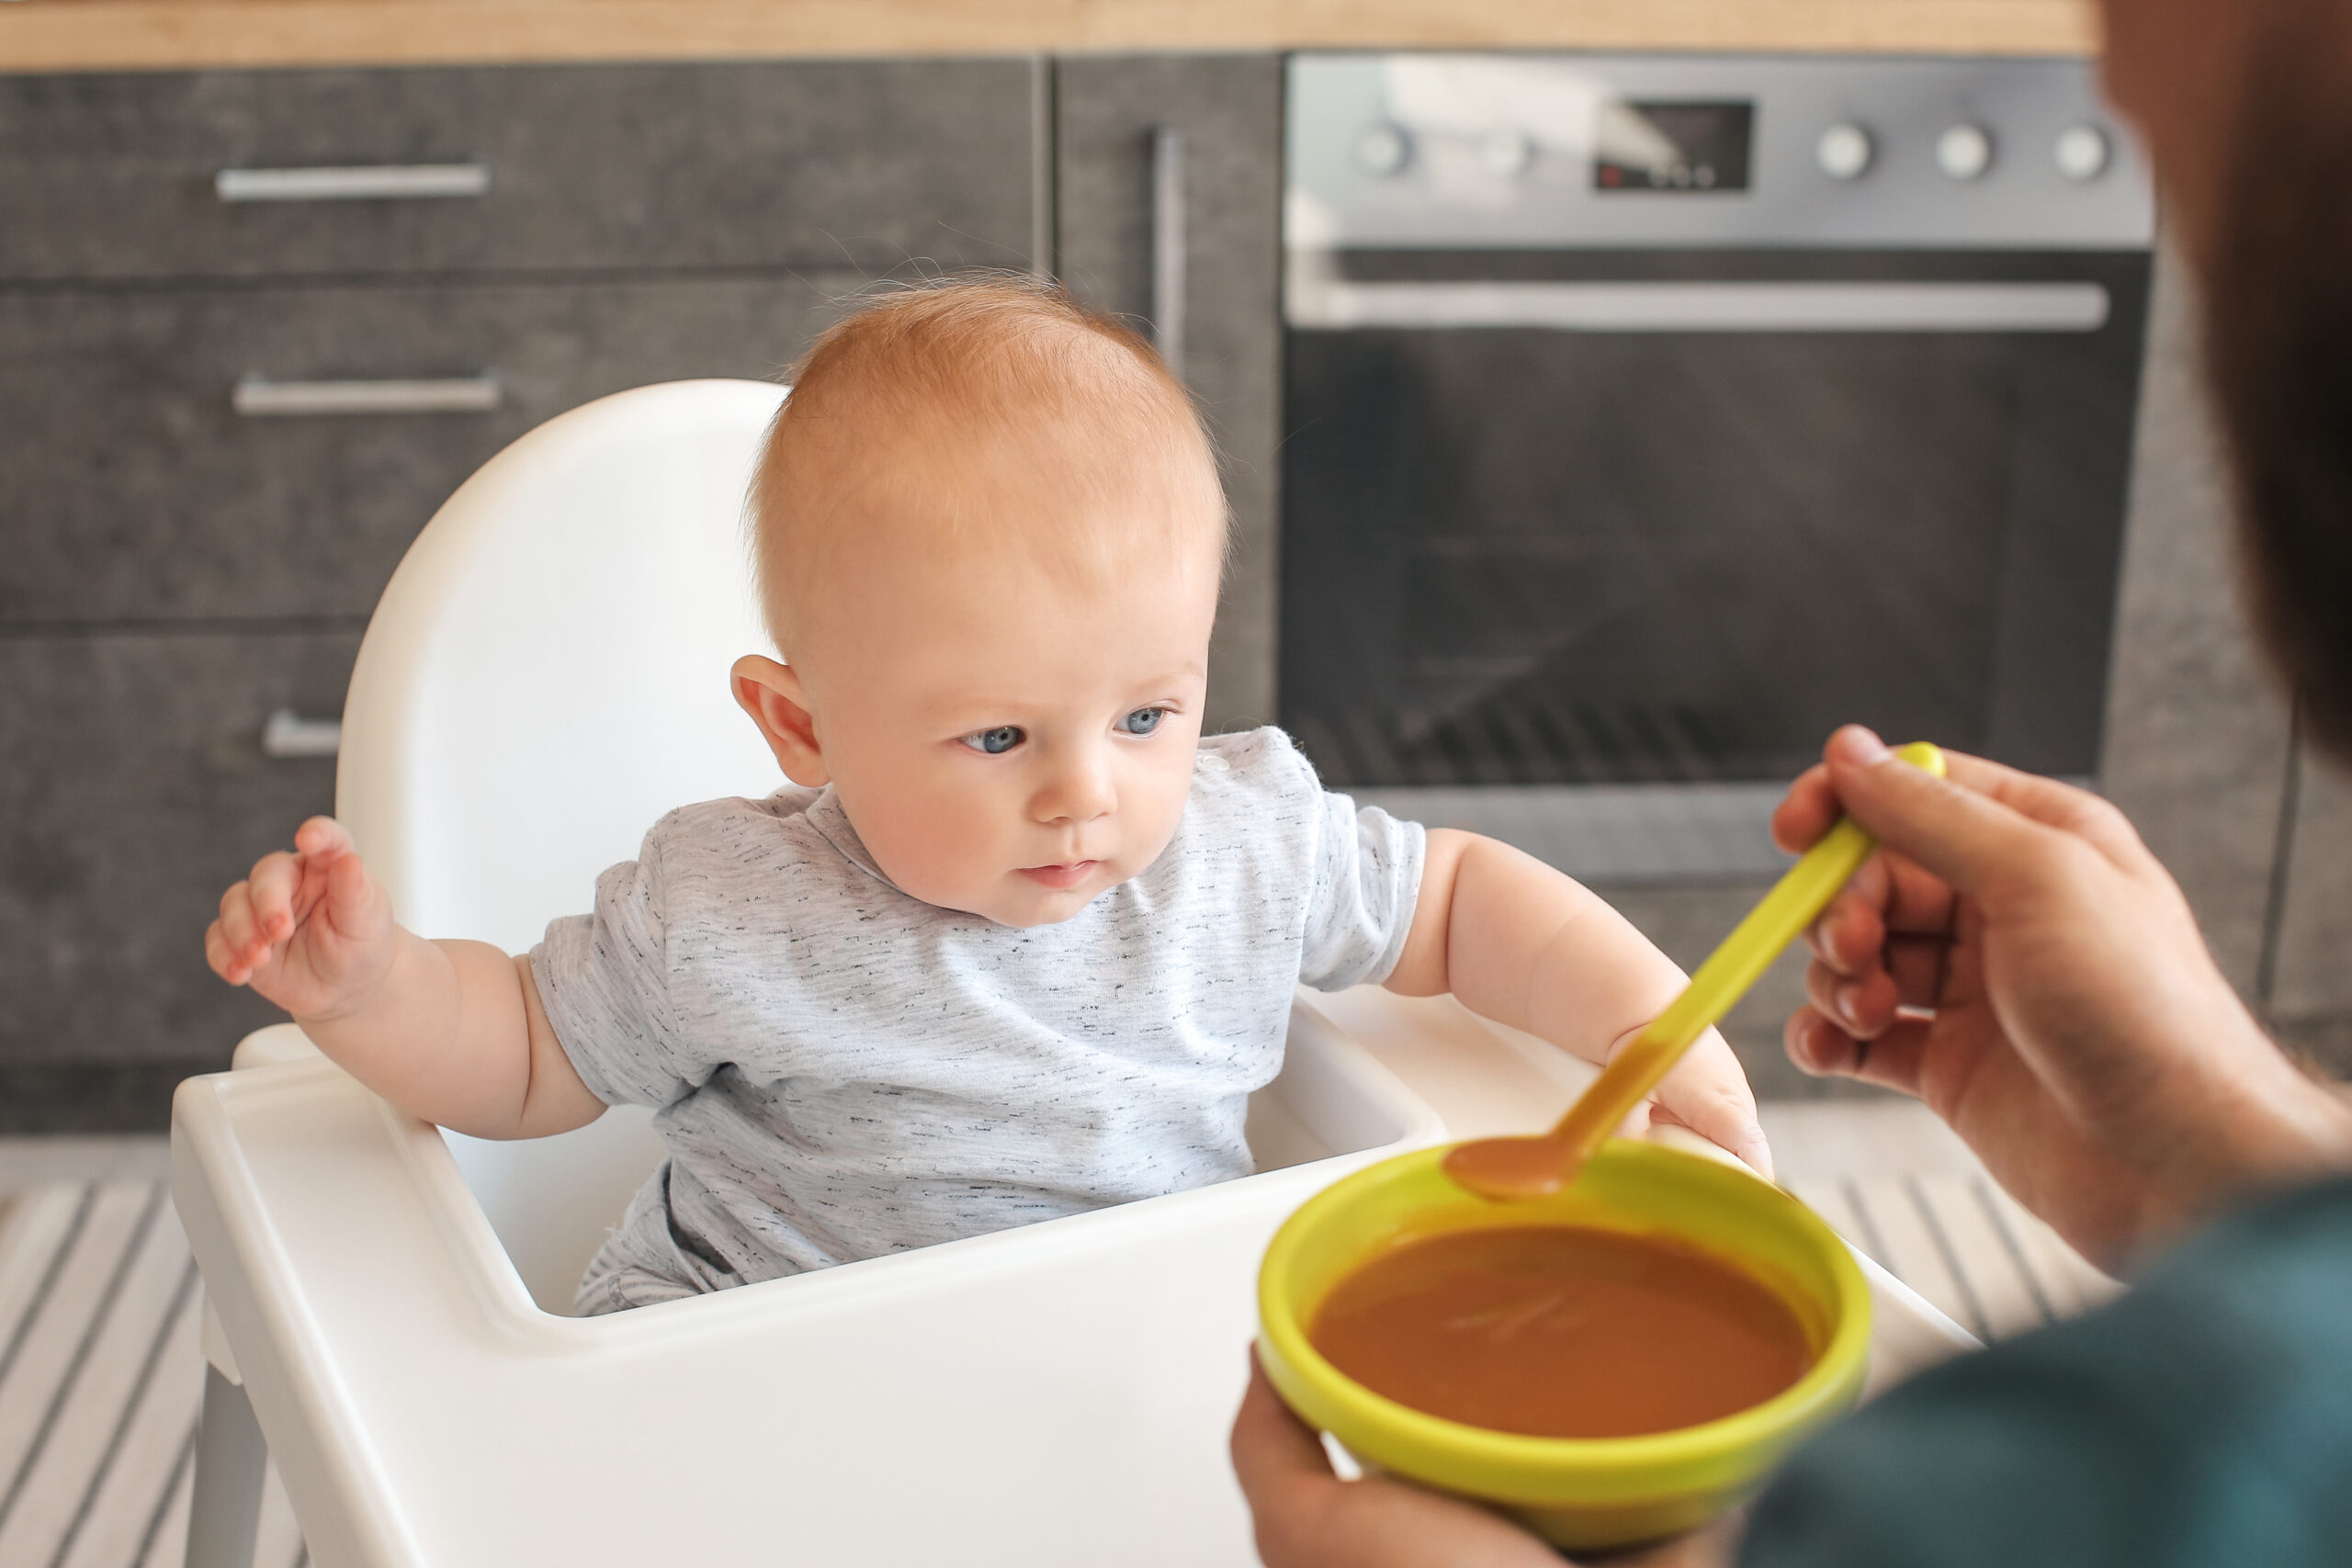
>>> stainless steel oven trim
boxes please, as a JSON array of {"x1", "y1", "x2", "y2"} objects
[
  {"x1": 1288, "y1": 54, "x2": 2155, "y2": 253},
  {"x1": 1285, "y1": 276, "x2": 2110, "y2": 333}
]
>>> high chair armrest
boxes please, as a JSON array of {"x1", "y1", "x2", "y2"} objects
[{"x1": 232, "y1": 1023, "x2": 324, "y2": 1070}]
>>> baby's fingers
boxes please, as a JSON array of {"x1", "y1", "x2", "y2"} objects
[
  {"x1": 291, "y1": 816, "x2": 356, "y2": 863},
  {"x1": 210, "y1": 883, "x2": 277, "y2": 983},
  {"x1": 204, "y1": 919, "x2": 246, "y2": 986},
  {"x1": 243, "y1": 849, "x2": 310, "y2": 942},
  {"x1": 1653, "y1": 1034, "x2": 1771, "y2": 1179}
]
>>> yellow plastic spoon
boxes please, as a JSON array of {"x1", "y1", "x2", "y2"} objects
[{"x1": 1443, "y1": 741, "x2": 1947, "y2": 1201}]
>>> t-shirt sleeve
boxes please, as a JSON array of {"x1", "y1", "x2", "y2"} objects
[
  {"x1": 1298, "y1": 785, "x2": 1426, "y2": 992},
  {"x1": 528, "y1": 829, "x2": 709, "y2": 1110}
]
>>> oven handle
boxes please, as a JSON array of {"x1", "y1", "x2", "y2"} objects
[{"x1": 1285, "y1": 279, "x2": 2111, "y2": 333}]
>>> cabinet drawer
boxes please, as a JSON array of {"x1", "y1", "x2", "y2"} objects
[
  {"x1": 0, "y1": 272, "x2": 846, "y2": 623},
  {"x1": 0, "y1": 60, "x2": 1039, "y2": 282},
  {"x1": 0, "y1": 630, "x2": 356, "y2": 1092}
]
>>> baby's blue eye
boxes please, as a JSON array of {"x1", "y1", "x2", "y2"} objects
[
  {"x1": 961, "y1": 726, "x2": 1024, "y2": 755},
  {"x1": 1119, "y1": 707, "x2": 1167, "y2": 737}
]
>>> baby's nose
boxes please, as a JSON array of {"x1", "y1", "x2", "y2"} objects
[{"x1": 1035, "y1": 751, "x2": 1117, "y2": 823}]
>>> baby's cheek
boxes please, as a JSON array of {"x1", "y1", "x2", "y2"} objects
[
  {"x1": 1120, "y1": 758, "x2": 1197, "y2": 867},
  {"x1": 898, "y1": 809, "x2": 1003, "y2": 897}
]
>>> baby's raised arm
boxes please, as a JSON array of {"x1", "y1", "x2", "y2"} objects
[
  {"x1": 1385, "y1": 829, "x2": 1772, "y2": 1178},
  {"x1": 205, "y1": 817, "x2": 604, "y2": 1140}
]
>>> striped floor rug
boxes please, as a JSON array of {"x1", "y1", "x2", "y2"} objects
[
  {"x1": 0, "y1": 1137, "x2": 2115, "y2": 1568},
  {"x1": 0, "y1": 1182, "x2": 302, "y2": 1568}
]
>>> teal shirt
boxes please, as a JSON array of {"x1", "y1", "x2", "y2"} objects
[{"x1": 1741, "y1": 1179, "x2": 2352, "y2": 1566}]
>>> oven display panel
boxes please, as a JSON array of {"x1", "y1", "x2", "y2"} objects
[{"x1": 1593, "y1": 100, "x2": 1755, "y2": 192}]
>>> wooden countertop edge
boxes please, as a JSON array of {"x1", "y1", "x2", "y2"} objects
[{"x1": 0, "y1": 1, "x2": 2100, "y2": 73}]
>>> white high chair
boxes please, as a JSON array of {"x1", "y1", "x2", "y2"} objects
[{"x1": 170, "y1": 380, "x2": 1975, "y2": 1568}]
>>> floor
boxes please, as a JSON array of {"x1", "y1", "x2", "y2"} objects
[
  {"x1": 0, "y1": 1107, "x2": 2115, "y2": 1568},
  {"x1": 0, "y1": 1140, "x2": 304, "y2": 1568}
]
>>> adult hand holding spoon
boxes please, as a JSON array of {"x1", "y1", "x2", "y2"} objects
[{"x1": 1444, "y1": 742, "x2": 1947, "y2": 1201}]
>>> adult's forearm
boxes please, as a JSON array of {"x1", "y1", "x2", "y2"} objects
[{"x1": 2140, "y1": 1053, "x2": 2352, "y2": 1258}]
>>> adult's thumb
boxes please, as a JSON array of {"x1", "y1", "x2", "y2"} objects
[{"x1": 1825, "y1": 743, "x2": 2051, "y2": 898}]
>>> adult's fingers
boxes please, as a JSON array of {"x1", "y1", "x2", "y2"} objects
[
  {"x1": 1821, "y1": 750, "x2": 2067, "y2": 902},
  {"x1": 1805, "y1": 936, "x2": 1951, "y2": 1030},
  {"x1": 1826, "y1": 739, "x2": 2148, "y2": 898},
  {"x1": 1231, "y1": 1355, "x2": 1334, "y2": 1495},
  {"x1": 1785, "y1": 1008, "x2": 1933, "y2": 1099},
  {"x1": 1772, "y1": 725, "x2": 1952, "y2": 852},
  {"x1": 1231, "y1": 1353, "x2": 1574, "y2": 1568},
  {"x1": 1231, "y1": 1354, "x2": 1342, "y2": 1568},
  {"x1": 1770, "y1": 760, "x2": 1841, "y2": 856},
  {"x1": 1805, "y1": 954, "x2": 1901, "y2": 1040}
]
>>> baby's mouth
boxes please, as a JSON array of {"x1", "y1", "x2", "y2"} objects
[{"x1": 1018, "y1": 861, "x2": 1099, "y2": 890}]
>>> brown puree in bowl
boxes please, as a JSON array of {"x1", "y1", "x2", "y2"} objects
[{"x1": 1308, "y1": 1225, "x2": 1814, "y2": 1439}]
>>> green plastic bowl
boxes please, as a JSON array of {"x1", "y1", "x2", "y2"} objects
[{"x1": 1257, "y1": 1142, "x2": 1871, "y2": 1552}]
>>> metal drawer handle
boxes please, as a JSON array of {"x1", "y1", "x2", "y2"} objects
[
  {"x1": 1284, "y1": 278, "x2": 2113, "y2": 334},
  {"x1": 215, "y1": 164, "x2": 491, "y2": 203},
  {"x1": 1150, "y1": 125, "x2": 1187, "y2": 382},
  {"x1": 232, "y1": 376, "x2": 502, "y2": 417},
  {"x1": 262, "y1": 710, "x2": 341, "y2": 760}
]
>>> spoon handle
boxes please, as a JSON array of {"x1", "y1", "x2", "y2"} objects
[{"x1": 1546, "y1": 741, "x2": 1947, "y2": 1166}]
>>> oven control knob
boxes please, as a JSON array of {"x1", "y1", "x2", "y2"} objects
[
  {"x1": 1351, "y1": 122, "x2": 1413, "y2": 178},
  {"x1": 2054, "y1": 123, "x2": 2111, "y2": 181},
  {"x1": 1937, "y1": 123, "x2": 1995, "y2": 181},
  {"x1": 1815, "y1": 122, "x2": 1873, "y2": 181},
  {"x1": 1478, "y1": 127, "x2": 1534, "y2": 177}
]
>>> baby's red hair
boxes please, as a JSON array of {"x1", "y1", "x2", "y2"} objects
[{"x1": 750, "y1": 276, "x2": 1225, "y2": 649}]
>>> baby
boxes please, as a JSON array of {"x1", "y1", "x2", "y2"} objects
[{"x1": 206, "y1": 278, "x2": 1770, "y2": 1314}]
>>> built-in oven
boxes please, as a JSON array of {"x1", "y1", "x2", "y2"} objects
[{"x1": 1279, "y1": 54, "x2": 2155, "y2": 879}]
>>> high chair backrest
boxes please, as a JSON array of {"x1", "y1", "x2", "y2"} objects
[
  {"x1": 335, "y1": 378, "x2": 788, "y2": 1312},
  {"x1": 339, "y1": 378, "x2": 786, "y2": 948}
]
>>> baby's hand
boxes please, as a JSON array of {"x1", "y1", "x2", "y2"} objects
[
  {"x1": 1642, "y1": 1031, "x2": 1773, "y2": 1181},
  {"x1": 205, "y1": 817, "x2": 396, "y2": 1021}
]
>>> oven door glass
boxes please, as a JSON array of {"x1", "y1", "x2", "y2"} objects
[{"x1": 1279, "y1": 249, "x2": 2152, "y2": 786}]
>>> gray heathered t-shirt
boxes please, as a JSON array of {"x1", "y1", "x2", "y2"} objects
[{"x1": 531, "y1": 727, "x2": 1424, "y2": 1314}]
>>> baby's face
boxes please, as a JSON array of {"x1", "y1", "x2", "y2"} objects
[{"x1": 742, "y1": 502, "x2": 1223, "y2": 929}]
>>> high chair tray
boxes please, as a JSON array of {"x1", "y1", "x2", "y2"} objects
[{"x1": 173, "y1": 988, "x2": 1975, "y2": 1568}]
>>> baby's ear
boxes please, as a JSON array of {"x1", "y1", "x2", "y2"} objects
[{"x1": 730, "y1": 655, "x2": 830, "y2": 786}]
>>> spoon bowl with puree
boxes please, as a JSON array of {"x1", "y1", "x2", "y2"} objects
[{"x1": 1444, "y1": 741, "x2": 1946, "y2": 1201}]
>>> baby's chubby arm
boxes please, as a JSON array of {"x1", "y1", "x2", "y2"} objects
[
  {"x1": 204, "y1": 817, "x2": 605, "y2": 1140},
  {"x1": 1385, "y1": 829, "x2": 1772, "y2": 1179}
]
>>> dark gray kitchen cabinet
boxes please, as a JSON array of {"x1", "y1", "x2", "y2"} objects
[
  {"x1": 0, "y1": 57, "x2": 1046, "y2": 1125},
  {"x1": 1053, "y1": 55, "x2": 1283, "y2": 734},
  {"x1": 0, "y1": 61, "x2": 1042, "y2": 282},
  {"x1": 0, "y1": 632, "x2": 358, "y2": 1130},
  {"x1": 0, "y1": 273, "x2": 854, "y2": 623}
]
